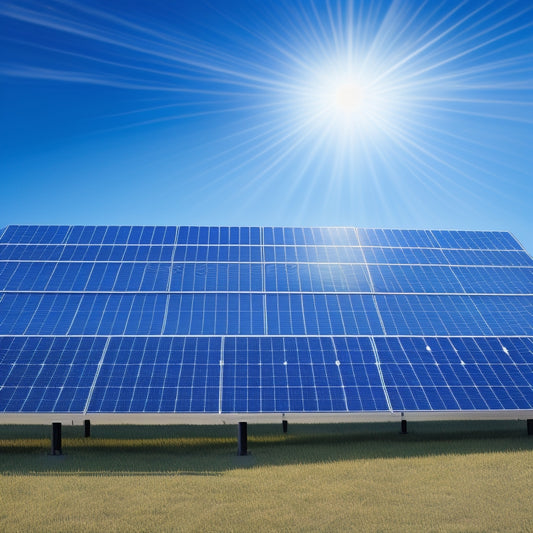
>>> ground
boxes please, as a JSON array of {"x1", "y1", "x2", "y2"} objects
[{"x1": 1, "y1": 421, "x2": 532, "y2": 532}]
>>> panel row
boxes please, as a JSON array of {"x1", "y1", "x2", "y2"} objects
[
  {"x1": 0, "y1": 293, "x2": 265, "y2": 336},
  {"x1": 374, "y1": 294, "x2": 532, "y2": 336},
  {"x1": 3, "y1": 244, "x2": 531, "y2": 267},
  {"x1": 1, "y1": 293, "x2": 531, "y2": 336},
  {"x1": 368, "y1": 264, "x2": 532, "y2": 294},
  {"x1": 1, "y1": 261, "x2": 531, "y2": 294},
  {"x1": 0, "y1": 226, "x2": 261, "y2": 246},
  {"x1": 1, "y1": 226, "x2": 523, "y2": 250},
  {"x1": 1, "y1": 336, "x2": 531, "y2": 413},
  {"x1": 0, "y1": 244, "x2": 262, "y2": 263}
]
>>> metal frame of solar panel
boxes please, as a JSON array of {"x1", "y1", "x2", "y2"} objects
[{"x1": 1, "y1": 225, "x2": 532, "y2": 436}]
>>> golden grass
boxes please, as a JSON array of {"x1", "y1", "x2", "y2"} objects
[{"x1": 1, "y1": 421, "x2": 532, "y2": 532}]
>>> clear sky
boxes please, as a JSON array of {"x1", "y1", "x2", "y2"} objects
[{"x1": 1, "y1": 0, "x2": 532, "y2": 252}]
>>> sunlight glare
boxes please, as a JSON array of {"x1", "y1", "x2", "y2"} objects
[
  {"x1": 334, "y1": 81, "x2": 366, "y2": 113},
  {"x1": 296, "y1": 61, "x2": 396, "y2": 144}
]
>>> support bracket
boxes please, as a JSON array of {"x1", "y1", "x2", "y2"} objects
[
  {"x1": 50, "y1": 422, "x2": 62, "y2": 455},
  {"x1": 238, "y1": 422, "x2": 248, "y2": 456}
]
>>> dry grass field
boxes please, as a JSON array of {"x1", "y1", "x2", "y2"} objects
[{"x1": 1, "y1": 421, "x2": 532, "y2": 532}]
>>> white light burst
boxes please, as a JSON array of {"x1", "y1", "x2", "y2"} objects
[{"x1": 294, "y1": 59, "x2": 403, "y2": 146}]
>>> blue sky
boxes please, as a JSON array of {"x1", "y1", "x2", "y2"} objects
[{"x1": 1, "y1": 0, "x2": 532, "y2": 252}]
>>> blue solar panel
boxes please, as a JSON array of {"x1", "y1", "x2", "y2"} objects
[
  {"x1": 377, "y1": 337, "x2": 533, "y2": 411},
  {"x1": 221, "y1": 337, "x2": 387, "y2": 413},
  {"x1": 0, "y1": 226, "x2": 532, "y2": 421},
  {"x1": 87, "y1": 337, "x2": 221, "y2": 413},
  {"x1": 0, "y1": 337, "x2": 106, "y2": 412}
]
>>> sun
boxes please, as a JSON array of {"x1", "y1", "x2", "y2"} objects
[
  {"x1": 296, "y1": 65, "x2": 386, "y2": 140},
  {"x1": 333, "y1": 81, "x2": 366, "y2": 113}
]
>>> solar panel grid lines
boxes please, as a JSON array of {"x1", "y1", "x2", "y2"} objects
[
  {"x1": 369, "y1": 336, "x2": 393, "y2": 412},
  {"x1": 83, "y1": 336, "x2": 110, "y2": 414},
  {"x1": 218, "y1": 336, "x2": 224, "y2": 414},
  {"x1": 65, "y1": 293, "x2": 85, "y2": 337},
  {"x1": 329, "y1": 336, "x2": 350, "y2": 412},
  {"x1": 159, "y1": 242, "x2": 177, "y2": 336},
  {"x1": 0, "y1": 226, "x2": 532, "y2": 423}
]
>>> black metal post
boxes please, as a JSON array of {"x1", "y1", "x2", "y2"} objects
[
  {"x1": 84, "y1": 419, "x2": 91, "y2": 438},
  {"x1": 401, "y1": 420, "x2": 407, "y2": 434},
  {"x1": 527, "y1": 419, "x2": 533, "y2": 436},
  {"x1": 51, "y1": 422, "x2": 62, "y2": 455},
  {"x1": 282, "y1": 420, "x2": 288, "y2": 433},
  {"x1": 237, "y1": 422, "x2": 248, "y2": 456}
]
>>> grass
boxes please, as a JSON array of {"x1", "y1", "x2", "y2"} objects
[{"x1": 1, "y1": 420, "x2": 532, "y2": 532}]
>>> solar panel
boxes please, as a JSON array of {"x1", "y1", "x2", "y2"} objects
[{"x1": 0, "y1": 226, "x2": 532, "y2": 427}]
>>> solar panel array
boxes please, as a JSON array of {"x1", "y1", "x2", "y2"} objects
[{"x1": 0, "y1": 225, "x2": 532, "y2": 422}]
